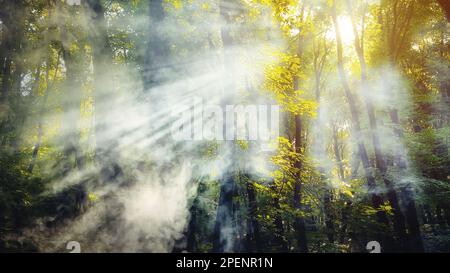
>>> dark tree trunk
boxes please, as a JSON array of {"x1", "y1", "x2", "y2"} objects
[
  {"x1": 213, "y1": 173, "x2": 236, "y2": 252},
  {"x1": 234, "y1": 187, "x2": 247, "y2": 252},
  {"x1": 186, "y1": 207, "x2": 197, "y2": 252},
  {"x1": 291, "y1": 14, "x2": 309, "y2": 251},
  {"x1": 271, "y1": 186, "x2": 288, "y2": 252},
  {"x1": 293, "y1": 115, "x2": 308, "y2": 253},
  {"x1": 186, "y1": 183, "x2": 202, "y2": 253},
  {"x1": 331, "y1": 1, "x2": 392, "y2": 250},
  {"x1": 346, "y1": 0, "x2": 408, "y2": 250},
  {"x1": 143, "y1": 0, "x2": 171, "y2": 90},
  {"x1": 0, "y1": 0, "x2": 21, "y2": 104},
  {"x1": 389, "y1": 109, "x2": 424, "y2": 252},
  {"x1": 244, "y1": 175, "x2": 262, "y2": 252},
  {"x1": 0, "y1": 57, "x2": 11, "y2": 104}
]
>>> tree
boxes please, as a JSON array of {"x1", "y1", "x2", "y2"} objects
[
  {"x1": 331, "y1": 0, "x2": 393, "y2": 250},
  {"x1": 212, "y1": 0, "x2": 239, "y2": 253}
]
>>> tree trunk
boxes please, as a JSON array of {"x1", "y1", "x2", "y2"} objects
[
  {"x1": 436, "y1": 205, "x2": 446, "y2": 230},
  {"x1": 444, "y1": 206, "x2": 450, "y2": 228},
  {"x1": 213, "y1": 172, "x2": 236, "y2": 252},
  {"x1": 271, "y1": 184, "x2": 288, "y2": 252},
  {"x1": 29, "y1": 50, "x2": 61, "y2": 173},
  {"x1": 143, "y1": 0, "x2": 170, "y2": 90},
  {"x1": 0, "y1": 57, "x2": 11, "y2": 105},
  {"x1": 333, "y1": 124, "x2": 352, "y2": 245},
  {"x1": 212, "y1": 1, "x2": 238, "y2": 252},
  {"x1": 389, "y1": 109, "x2": 424, "y2": 251},
  {"x1": 332, "y1": 125, "x2": 345, "y2": 181},
  {"x1": 0, "y1": 0, "x2": 25, "y2": 148},
  {"x1": 85, "y1": 0, "x2": 114, "y2": 157},
  {"x1": 0, "y1": 0, "x2": 20, "y2": 104},
  {"x1": 313, "y1": 34, "x2": 335, "y2": 245},
  {"x1": 293, "y1": 115, "x2": 308, "y2": 253},
  {"x1": 186, "y1": 204, "x2": 197, "y2": 252},
  {"x1": 345, "y1": 0, "x2": 408, "y2": 250},
  {"x1": 291, "y1": 10, "x2": 309, "y2": 251},
  {"x1": 323, "y1": 183, "x2": 335, "y2": 244},
  {"x1": 331, "y1": 1, "x2": 392, "y2": 249},
  {"x1": 244, "y1": 175, "x2": 262, "y2": 252},
  {"x1": 233, "y1": 184, "x2": 247, "y2": 252},
  {"x1": 61, "y1": 46, "x2": 83, "y2": 173}
]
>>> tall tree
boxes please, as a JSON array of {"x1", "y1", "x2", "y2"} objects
[
  {"x1": 85, "y1": 0, "x2": 115, "y2": 160},
  {"x1": 212, "y1": 0, "x2": 239, "y2": 253},
  {"x1": 143, "y1": 0, "x2": 170, "y2": 90},
  {"x1": 331, "y1": 0, "x2": 392, "y2": 250},
  {"x1": 0, "y1": 0, "x2": 26, "y2": 149},
  {"x1": 345, "y1": 0, "x2": 409, "y2": 250}
]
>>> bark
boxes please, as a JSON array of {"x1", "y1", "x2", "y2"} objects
[{"x1": 0, "y1": 0, "x2": 25, "y2": 148}]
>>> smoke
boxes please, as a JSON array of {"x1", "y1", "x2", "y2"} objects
[
  {"x1": 13, "y1": 0, "x2": 284, "y2": 253},
  {"x1": 40, "y1": 161, "x2": 195, "y2": 252},
  {"x1": 308, "y1": 58, "x2": 417, "y2": 195}
]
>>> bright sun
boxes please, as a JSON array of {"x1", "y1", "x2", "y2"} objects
[{"x1": 327, "y1": 16, "x2": 355, "y2": 44}]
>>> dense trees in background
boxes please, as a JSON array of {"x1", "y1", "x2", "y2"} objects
[{"x1": 0, "y1": 0, "x2": 449, "y2": 252}]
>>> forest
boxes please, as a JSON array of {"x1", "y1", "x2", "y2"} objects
[{"x1": 0, "y1": 0, "x2": 449, "y2": 253}]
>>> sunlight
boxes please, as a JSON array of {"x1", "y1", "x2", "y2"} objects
[
  {"x1": 326, "y1": 16, "x2": 355, "y2": 44},
  {"x1": 2, "y1": 0, "x2": 447, "y2": 255}
]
